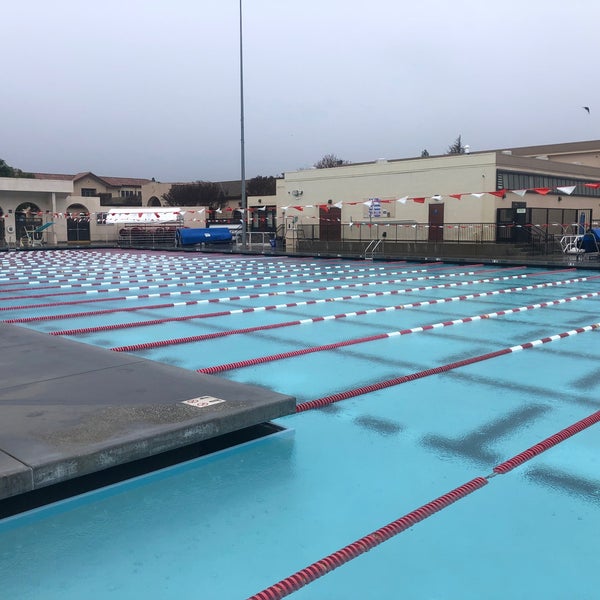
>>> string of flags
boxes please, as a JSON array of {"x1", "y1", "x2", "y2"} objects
[
  {"x1": 281, "y1": 182, "x2": 600, "y2": 212},
  {"x1": 3, "y1": 182, "x2": 599, "y2": 221}
]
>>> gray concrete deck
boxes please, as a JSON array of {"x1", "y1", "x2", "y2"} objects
[{"x1": 0, "y1": 323, "x2": 295, "y2": 501}]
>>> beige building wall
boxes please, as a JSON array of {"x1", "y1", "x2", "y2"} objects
[
  {"x1": 509, "y1": 141, "x2": 600, "y2": 169},
  {"x1": 277, "y1": 153, "x2": 501, "y2": 227},
  {"x1": 539, "y1": 151, "x2": 600, "y2": 169},
  {"x1": 270, "y1": 151, "x2": 600, "y2": 249},
  {"x1": 4, "y1": 140, "x2": 600, "y2": 247},
  {"x1": 73, "y1": 175, "x2": 112, "y2": 195},
  {"x1": 0, "y1": 179, "x2": 207, "y2": 245},
  {"x1": 0, "y1": 177, "x2": 73, "y2": 245},
  {"x1": 141, "y1": 181, "x2": 173, "y2": 206}
]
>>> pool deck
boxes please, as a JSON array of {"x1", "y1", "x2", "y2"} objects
[{"x1": 0, "y1": 323, "x2": 296, "y2": 502}]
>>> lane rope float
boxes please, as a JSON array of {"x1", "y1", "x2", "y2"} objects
[
  {"x1": 4, "y1": 267, "x2": 543, "y2": 319},
  {"x1": 50, "y1": 275, "x2": 596, "y2": 338},
  {"x1": 104, "y1": 280, "x2": 597, "y2": 350},
  {"x1": 294, "y1": 322, "x2": 600, "y2": 413},
  {"x1": 0, "y1": 266, "x2": 489, "y2": 302},
  {"x1": 0, "y1": 267, "x2": 496, "y2": 312},
  {"x1": 247, "y1": 409, "x2": 600, "y2": 599}
]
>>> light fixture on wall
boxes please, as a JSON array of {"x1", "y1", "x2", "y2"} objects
[{"x1": 557, "y1": 196, "x2": 562, "y2": 202}]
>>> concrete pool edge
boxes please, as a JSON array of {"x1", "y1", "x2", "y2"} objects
[{"x1": 0, "y1": 323, "x2": 296, "y2": 501}]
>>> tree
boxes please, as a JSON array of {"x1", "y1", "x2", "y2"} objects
[
  {"x1": 421, "y1": 149, "x2": 430, "y2": 158},
  {"x1": 446, "y1": 135, "x2": 466, "y2": 155},
  {"x1": 0, "y1": 158, "x2": 34, "y2": 178},
  {"x1": 246, "y1": 175, "x2": 276, "y2": 196},
  {"x1": 161, "y1": 181, "x2": 225, "y2": 208},
  {"x1": 314, "y1": 154, "x2": 350, "y2": 169}
]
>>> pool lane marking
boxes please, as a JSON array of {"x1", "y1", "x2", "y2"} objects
[
  {"x1": 95, "y1": 279, "x2": 597, "y2": 349},
  {"x1": 0, "y1": 266, "x2": 534, "y2": 314},
  {"x1": 0, "y1": 255, "x2": 390, "y2": 276},
  {"x1": 247, "y1": 409, "x2": 600, "y2": 600},
  {"x1": 0, "y1": 262, "x2": 437, "y2": 289},
  {"x1": 49, "y1": 271, "x2": 580, "y2": 336},
  {"x1": 3, "y1": 269, "x2": 583, "y2": 324},
  {"x1": 0, "y1": 258, "x2": 447, "y2": 286},
  {"x1": 194, "y1": 296, "x2": 600, "y2": 374},
  {"x1": 292, "y1": 322, "x2": 600, "y2": 412},
  {"x1": 0, "y1": 265, "x2": 482, "y2": 300},
  {"x1": 0, "y1": 264, "x2": 502, "y2": 301}
]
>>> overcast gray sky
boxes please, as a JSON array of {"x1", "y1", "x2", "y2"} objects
[{"x1": 2, "y1": 0, "x2": 598, "y2": 182}]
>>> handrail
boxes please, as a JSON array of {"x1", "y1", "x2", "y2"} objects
[{"x1": 363, "y1": 238, "x2": 383, "y2": 259}]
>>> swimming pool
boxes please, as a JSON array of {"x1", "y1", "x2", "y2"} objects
[{"x1": 1, "y1": 250, "x2": 599, "y2": 599}]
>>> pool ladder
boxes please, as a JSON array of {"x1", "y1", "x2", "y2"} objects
[{"x1": 364, "y1": 239, "x2": 384, "y2": 260}]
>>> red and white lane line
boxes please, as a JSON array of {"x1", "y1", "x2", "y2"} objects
[
  {"x1": 293, "y1": 322, "x2": 600, "y2": 412},
  {"x1": 41, "y1": 271, "x2": 538, "y2": 335},
  {"x1": 0, "y1": 267, "x2": 516, "y2": 313},
  {"x1": 4, "y1": 269, "x2": 585, "y2": 323},
  {"x1": 0, "y1": 264, "x2": 375, "y2": 286},
  {"x1": 247, "y1": 409, "x2": 600, "y2": 600},
  {"x1": 0, "y1": 264, "x2": 422, "y2": 291},
  {"x1": 0, "y1": 268, "x2": 474, "y2": 299},
  {"x1": 69, "y1": 276, "x2": 594, "y2": 344},
  {"x1": 193, "y1": 298, "x2": 600, "y2": 375},
  {"x1": 0, "y1": 264, "x2": 475, "y2": 297}
]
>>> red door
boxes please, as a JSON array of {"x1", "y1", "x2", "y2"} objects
[
  {"x1": 428, "y1": 203, "x2": 444, "y2": 242},
  {"x1": 319, "y1": 206, "x2": 341, "y2": 241}
]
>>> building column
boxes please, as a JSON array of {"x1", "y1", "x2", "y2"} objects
[{"x1": 51, "y1": 192, "x2": 58, "y2": 245}]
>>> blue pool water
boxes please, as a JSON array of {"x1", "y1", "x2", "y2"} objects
[{"x1": 1, "y1": 250, "x2": 599, "y2": 599}]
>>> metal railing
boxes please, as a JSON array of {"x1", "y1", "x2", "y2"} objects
[
  {"x1": 233, "y1": 230, "x2": 274, "y2": 249},
  {"x1": 293, "y1": 221, "x2": 591, "y2": 245},
  {"x1": 118, "y1": 225, "x2": 178, "y2": 248},
  {"x1": 285, "y1": 220, "x2": 600, "y2": 258}
]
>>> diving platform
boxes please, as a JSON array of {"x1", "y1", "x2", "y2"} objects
[{"x1": 0, "y1": 323, "x2": 295, "y2": 505}]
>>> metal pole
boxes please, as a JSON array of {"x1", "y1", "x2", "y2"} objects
[{"x1": 239, "y1": 0, "x2": 247, "y2": 249}]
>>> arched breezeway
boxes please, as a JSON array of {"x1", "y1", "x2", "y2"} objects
[{"x1": 15, "y1": 202, "x2": 43, "y2": 244}]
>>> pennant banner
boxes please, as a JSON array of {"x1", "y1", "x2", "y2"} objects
[
  {"x1": 7, "y1": 180, "x2": 598, "y2": 223},
  {"x1": 556, "y1": 186, "x2": 576, "y2": 195}
]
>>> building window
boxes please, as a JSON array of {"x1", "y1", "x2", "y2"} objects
[
  {"x1": 497, "y1": 171, "x2": 600, "y2": 197},
  {"x1": 96, "y1": 212, "x2": 108, "y2": 225},
  {"x1": 81, "y1": 188, "x2": 97, "y2": 197},
  {"x1": 120, "y1": 190, "x2": 141, "y2": 198}
]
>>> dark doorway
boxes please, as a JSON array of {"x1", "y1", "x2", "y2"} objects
[
  {"x1": 66, "y1": 204, "x2": 91, "y2": 242},
  {"x1": 250, "y1": 205, "x2": 276, "y2": 232},
  {"x1": 511, "y1": 201, "x2": 528, "y2": 243},
  {"x1": 428, "y1": 203, "x2": 444, "y2": 242}
]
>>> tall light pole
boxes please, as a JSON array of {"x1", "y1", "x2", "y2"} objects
[{"x1": 239, "y1": 0, "x2": 247, "y2": 249}]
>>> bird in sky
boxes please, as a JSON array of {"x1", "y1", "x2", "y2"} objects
[{"x1": 583, "y1": 106, "x2": 590, "y2": 114}]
